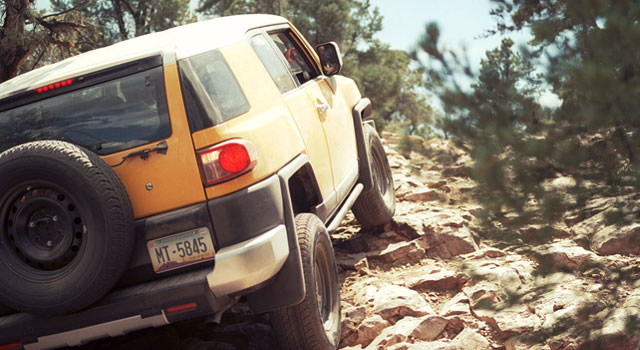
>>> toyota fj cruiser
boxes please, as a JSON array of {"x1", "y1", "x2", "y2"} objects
[{"x1": 0, "y1": 14, "x2": 395, "y2": 350}]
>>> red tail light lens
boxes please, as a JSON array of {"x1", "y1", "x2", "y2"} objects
[
  {"x1": 166, "y1": 302, "x2": 197, "y2": 314},
  {"x1": 219, "y1": 144, "x2": 251, "y2": 173},
  {"x1": 198, "y1": 139, "x2": 257, "y2": 186},
  {"x1": 0, "y1": 342, "x2": 22, "y2": 350}
]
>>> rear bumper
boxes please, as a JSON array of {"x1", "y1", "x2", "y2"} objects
[
  {"x1": 0, "y1": 268, "x2": 229, "y2": 349},
  {"x1": 207, "y1": 224, "x2": 289, "y2": 296}
]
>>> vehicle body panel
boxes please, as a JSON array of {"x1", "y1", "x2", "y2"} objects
[{"x1": 103, "y1": 63, "x2": 206, "y2": 218}]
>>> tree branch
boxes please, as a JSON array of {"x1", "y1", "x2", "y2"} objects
[{"x1": 39, "y1": 0, "x2": 89, "y2": 20}]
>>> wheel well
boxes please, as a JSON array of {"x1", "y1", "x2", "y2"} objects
[{"x1": 288, "y1": 164, "x2": 321, "y2": 215}]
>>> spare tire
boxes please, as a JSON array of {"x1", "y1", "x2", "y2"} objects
[{"x1": 0, "y1": 140, "x2": 135, "y2": 315}]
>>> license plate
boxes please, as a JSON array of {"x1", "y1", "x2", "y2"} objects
[{"x1": 147, "y1": 227, "x2": 215, "y2": 273}]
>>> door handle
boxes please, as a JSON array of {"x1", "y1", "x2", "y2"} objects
[{"x1": 316, "y1": 101, "x2": 329, "y2": 114}]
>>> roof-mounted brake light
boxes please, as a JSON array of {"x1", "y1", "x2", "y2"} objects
[{"x1": 36, "y1": 79, "x2": 74, "y2": 94}]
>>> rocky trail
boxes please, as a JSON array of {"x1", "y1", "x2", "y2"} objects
[{"x1": 77, "y1": 134, "x2": 640, "y2": 350}]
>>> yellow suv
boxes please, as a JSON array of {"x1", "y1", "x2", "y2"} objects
[{"x1": 0, "y1": 14, "x2": 395, "y2": 350}]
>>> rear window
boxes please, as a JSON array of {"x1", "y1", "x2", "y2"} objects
[
  {"x1": 0, "y1": 66, "x2": 171, "y2": 155},
  {"x1": 179, "y1": 50, "x2": 250, "y2": 132}
]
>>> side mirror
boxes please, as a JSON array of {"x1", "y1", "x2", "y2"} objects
[{"x1": 315, "y1": 42, "x2": 343, "y2": 76}]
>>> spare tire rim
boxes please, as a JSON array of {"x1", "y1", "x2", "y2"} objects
[{"x1": 2, "y1": 183, "x2": 84, "y2": 272}]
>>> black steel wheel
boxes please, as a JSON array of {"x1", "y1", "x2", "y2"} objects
[
  {"x1": 0, "y1": 141, "x2": 134, "y2": 315},
  {"x1": 270, "y1": 213, "x2": 341, "y2": 350},
  {"x1": 3, "y1": 183, "x2": 85, "y2": 272},
  {"x1": 352, "y1": 124, "x2": 396, "y2": 228}
]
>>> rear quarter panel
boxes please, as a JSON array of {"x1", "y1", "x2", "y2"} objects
[{"x1": 191, "y1": 43, "x2": 306, "y2": 200}]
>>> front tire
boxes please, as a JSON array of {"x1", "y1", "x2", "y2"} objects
[
  {"x1": 270, "y1": 213, "x2": 341, "y2": 350},
  {"x1": 352, "y1": 124, "x2": 396, "y2": 228}
]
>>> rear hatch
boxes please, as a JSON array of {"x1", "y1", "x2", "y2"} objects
[{"x1": 0, "y1": 55, "x2": 206, "y2": 219}]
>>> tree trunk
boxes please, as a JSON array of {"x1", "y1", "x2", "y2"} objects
[{"x1": 0, "y1": 0, "x2": 32, "y2": 83}]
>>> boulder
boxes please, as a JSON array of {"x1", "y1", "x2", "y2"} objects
[
  {"x1": 365, "y1": 315, "x2": 448, "y2": 350},
  {"x1": 422, "y1": 225, "x2": 479, "y2": 259},
  {"x1": 408, "y1": 271, "x2": 467, "y2": 293},
  {"x1": 450, "y1": 328, "x2": 492, "y2": 350},
  {"x1": 370, "y1": 285, "x2": 435, "y2": 322},
  {"x1": 591, "y1": 223, "x2": 640, "y2": 256},
  {"x1": 370, "y1": 240, "x2": 425, "y2": 266},
  {"x1": 439, "y1": 292, "x2": 471, "y2": 317},
  {"x1": 534, "y1": 240, "x2": 603, "y2": 272},
  {"x1": 342, "y1": 314, "x2": 390, "y2": 347}
]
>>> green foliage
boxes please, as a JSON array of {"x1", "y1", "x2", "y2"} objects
[
  {"x1": 415, "y1": 0, "x2": 640, "y2": 226},
  {"x1": 51, "y1": 0, "x2": 195, "y2": 47}
]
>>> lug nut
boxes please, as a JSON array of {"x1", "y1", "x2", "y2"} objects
[
  {"x1": 46, "y1": 241, "x2": 53, "y2": 247},
  {"x1": 29, "y1": 222, "x2": 35, "y2": 228},
  {"x1": 52, "y1": 216, "x2": 58, "y2": 222}
]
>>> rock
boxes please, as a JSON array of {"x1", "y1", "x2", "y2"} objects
[
  {"x1": 462, "y1": 264, "x2": 541, "y2": 338},
  {"x1": 471, "y1": 304, "x2": 540, "y2": 339},
  {"x1": 572, "y1": 234, "x2": 590, "y2": 249},
  {"x1": 428, "y1": 180, "x2": 448, "y2": 189},
  {"x1": 534, "y1": 240, "x2": 603, "y2": 272},
  {"x1": 410, "y1": 316, "x2": 450, "y2": 341},
  {"x1": 482, "y1": 248, "x2": 506, "y2": 258},
  {"x1": 409, "y1": 271, "x2": 467, "y2": 293},
  {"x1": 440, "y1": 292, "x2": 470, "y2": 317},
  {"x1": 405, "y1": 189, "x2": 440, "y2": 202},
  {"x1": 365, "y1": 315, "x2": 448, "y2": 350},
  {"x1": 342, "y1": 314, "x2": 390, "y2": 347},
  {"x1": 389, "y1": 152, "x2": 410, "y2": 169},
  {"x1": 342, "y1": 305, "x2": 367, "y2": 331},
  {"x1": 578, "y1": 335, "x2": 639, "y2": 350},
  {"x1": 353, "y1": 285, "x2": 382, "y2": 306},
  {"x1": 595, "y1": 290, "x2": 640, "y2": 344},
  {"x1": 371, "y1": 285, "x2": 435, "y2": 322},
  {"x1": 386, "y1": 342, "x2": 465, "y2": 350},
  {"x1": 442, "y1": 165, "x2": 469, "y2": 178},
  {"x1": 422, "y1": 225, "x2": 479, "y2": 258},
  {"x1": 591, "y1": 223, "x2": 640, "y2": 255},
  {"x1": 385, "y1": 220, "x2": 423, "y2": 240},
  {"x1": 337, "y1": 252, "x2": 369, "y2": 271},
  {"x1": 450, "y1": 328, "x2": 492, "y2": 350},
  {"x1": 371, "y1": 240, "x2": 425, "y2": 266}
]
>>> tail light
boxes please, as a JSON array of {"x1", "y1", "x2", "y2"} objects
[
  {"x1": 0, "y1": 342, "x2": 22, "y2": 350},
  {"x1": 197, "y1": 139, "x2": 257, "y2": 186},
  {"x1": 166, "y1": 302, "x2": 197, "y2": 314}
]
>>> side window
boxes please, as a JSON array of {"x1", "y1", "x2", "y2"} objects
[
  {"x1": 179, "y1": 50, "x2": 250, "y2": 131},
  {"x1": 268, "y1": 31, "x2": 319, "y2": 85},
  {"x1": 250, "y1": 35, "x2": 297, "y2": 94}
]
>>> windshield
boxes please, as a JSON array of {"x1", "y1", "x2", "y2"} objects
[{"x1": 0, "y1": 66, "x2": 171, "y2": 155}]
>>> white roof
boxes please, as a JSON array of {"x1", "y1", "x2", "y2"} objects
[{"x1": 0, "y1": 14, "x2": 287, "y2": 100}]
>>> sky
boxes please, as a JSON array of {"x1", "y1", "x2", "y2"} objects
[
  {"x1": 369, "y1": 0, "x2": 531, "y2": 70},
  {"x1": 368, "y1": 0, "x2": 559, "y2": 107}
]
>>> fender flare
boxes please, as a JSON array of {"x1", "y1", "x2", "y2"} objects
[
  {"x1": 353, "y1": 98, "x2": 375, "y2": 192},
  {"x1": 246, "y1": 155, "x2": 312, "y2": 313}
]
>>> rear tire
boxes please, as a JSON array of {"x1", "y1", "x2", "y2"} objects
[
  {"x1": 270, "y1": 213, "x2": 341, "y2": 350},
  {"x1": 0, "y1": 141, "x2": 135, "y2": 315},
  {"x1": 352, "y1": 124, "x2": 396, "y2": 228}
]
